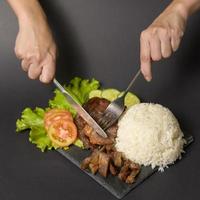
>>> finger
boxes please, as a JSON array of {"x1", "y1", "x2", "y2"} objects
[
  {"x1": 39, "y1": 57, "x2": 56, "y2": 83},
  {"x1": 28, "y1": 62, "x2": 42, "y2": 80},
  {"x1": 21, "y1": 59, "x2": 30, "y2": 72},
  {"x1": 159, "y1": 31, "x2": 172, "y2": 58},
  {"x1": 171, "y1": 29, "x2": 182, "y2": 52},
  {"x1": 149, "y1": 35, "x2": 162, "y2": 61},
  {"x1": 140, "y1": 32, "x2": 152, "y2": 81},
  {"x1": 14, "y1": 47, "x2": 23, "y2": 60}
]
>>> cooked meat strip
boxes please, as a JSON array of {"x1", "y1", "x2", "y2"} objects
[
  {"x1": 78, "y1": 130, "x2": 92, "y2": 149},
  {"x1": 109, "y1": 163, "x2": 118, "y2": 176},
  {"x1": 89, "y1": 150, "x2": 100, "y2": 174},
  {"x1": 98, "y1": 152, "x2": 110, "y2": 177},
  {"x1": 74, "y1": 115, "x2": 91, "y2": 149},
  {"x1": 89, "y1": 163, "x2": 99, "y2": 174},
  {"x1": 118, "y1": 160, "x2": 131, "y2": 181},
  {"x1": 80, "y1": 156, "x2": 92, "y2": 170},
  {"x1": 105, "y1": 144, "x2": 114, "y2": 152},
  {"x1": 80, "y1": 150, "x2": 99, "y2": 170},
  {"x1": 83, "y1": 97, "x2": 109, "y2": 120},
  {"x1": 129, "y1": 162, "x2": 140, "y2": 170},
  {"x1": 112, "y1": 151, "x2": 123, "y2": 168},
  {"x1": 106, "y1": 124, "x2": 118, "y2": 139},
  {"x1": 125, "y1": 168, "x2": 140, "y2": 184},
  {"x1": 74, "y1": 114, "x2": 87, "y2": 130},
  {"x1": 83, "y1": 124, "x2": 113, "y2": 145}
]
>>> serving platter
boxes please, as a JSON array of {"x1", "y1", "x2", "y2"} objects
[{"x1": 57, "y1": 134, "x2": 193, "y2": 199}]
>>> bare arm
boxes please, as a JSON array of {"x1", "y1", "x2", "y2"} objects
[
  {"x1": 140, "y1": 0, "x2": 200, "y2": 81},
  {"x1": 7, "y1": 0, "x2": 57, "y2": 83}
]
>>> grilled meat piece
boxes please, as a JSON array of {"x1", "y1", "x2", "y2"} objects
[
  {"x1": 112, "y1": 151, "x2": 123, "y2": 168},
  {"x1": 125, "y1": 168, "x2": 140, "y2": 184},
  {"x1": 109, "y1": 162, "x2": 118, "y2": 176},
  {"x1": 74, "y1": 115, "x2": 91, "y2": 149},
  {"x1": 106, "y1": 124, "x2": 118, "y2": 140},
  {"x1": 129, "y1": 162, "x2": 140, "y2": 170},
  {"x1": 80, "y1": 156, "x2": 92, "y2": 170},
  {"x1": 83, "y1": 124, "x2": 113, "y2": 145},
  {"x1": 105, "y1": 144, "x2": 114, "y2": 152},
  {"x1": 98, "y1": 152, "x2": 110, "y2": 177},
  {"x1": 89, "y1": 150, "x2": 100, "y2": 174},
  {"x1": 81, "y1": 150, "x2": 99, "y2": 172},
  {"x1": 78, "y1": 130, "x2": 92, "y2": 149},
  {"x1": 83, "y1": 97, "x2": 109, "y2": 121},
  {"x1": 118, "y1": 160, "x2": 132, "y2": 182}
]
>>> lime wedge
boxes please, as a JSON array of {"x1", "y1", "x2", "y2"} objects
[
  {"x1": 102, "y1": 89, "x2": 120, "y2": 101},
  {"x1": 89, "y1": 89, "x2": 102, "y2": 99},
  {"x1": 124, "y1": 92, "x2": 140, "y2": 107}
]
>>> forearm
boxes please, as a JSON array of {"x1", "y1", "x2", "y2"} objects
[
  {"x1": 6, "y1": 0, "x2": 47, "y2": 26},
  {"x1": 170, "y1": 0, "x2": 200, "y2": 19}
]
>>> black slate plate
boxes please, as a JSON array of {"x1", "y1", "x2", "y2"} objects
[{"x1": 57, "y1": 135, "x2": 193, "y2": 199}]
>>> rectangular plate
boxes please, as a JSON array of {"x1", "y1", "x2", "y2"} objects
[{"x1": 57, "y1": 135, "x2": 194, "y2": 199}]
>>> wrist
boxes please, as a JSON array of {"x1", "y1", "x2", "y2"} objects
[
  {"x1": 7, "y1": 0, "x2": 47, "y2": 28},
  {"x1": 18, "y1": 11, "x2": 47, "y2": 30},
  {"x1": 170, "y1": 1, "x2": 190, "y2": 20},
  {"x1": 172, "y1": 0, "x2": 200, "y2": 17}
]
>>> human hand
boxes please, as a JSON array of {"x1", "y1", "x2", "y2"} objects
[
  {"x1": 15, "y1": 13, "x2": 57, "y2": 83},
  {"x1": 140, "y1": 2, "x2": 189, "y2": 81}
]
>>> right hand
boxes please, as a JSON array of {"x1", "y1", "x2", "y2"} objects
[
  {"x1": 140, "y1": 2, "x2": 188, "y2": 81},
  {"x1": 15, "y1": 13, "x2": 57, "y2": 83}
]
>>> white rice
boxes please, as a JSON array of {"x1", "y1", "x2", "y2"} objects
[{"x1": 115, "y1": 103, "x2": 185, "y2": 171}]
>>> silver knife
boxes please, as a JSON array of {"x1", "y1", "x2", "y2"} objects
[{"x1": 53, "y1": 78, "x2": 108, "y2": 138}]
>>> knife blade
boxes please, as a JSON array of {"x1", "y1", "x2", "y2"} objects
[{"x1": 53, "y1": 78, "x2": 108, "y2": 138}]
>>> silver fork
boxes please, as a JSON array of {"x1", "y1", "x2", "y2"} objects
[{"x1": 98, "y1": 69, "x2": 141, "y2": 130}]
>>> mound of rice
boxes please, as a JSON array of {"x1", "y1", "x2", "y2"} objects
[{"x1": 115, "y1": 103, "x2": 185, "y2": 171}]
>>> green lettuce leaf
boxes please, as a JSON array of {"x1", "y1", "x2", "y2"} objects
[
  {"x1": 16, "y1": 107, "x2": 53, "y2": 152},
  {"x1": 16, "y1": 107, "x2": 45, "y2": 132},
  {"x1": 48, "y1": 89, "x2": 76, "y2": 117},
  {"x1": 29, "y1": 127, "x2": 53, "y2": 152},
  {"x1": 65, "y1": 77, "x2": 100, "y2": 105},
  {"x1": 73, "y1": 139, "x2": 84, "y2": 149}
]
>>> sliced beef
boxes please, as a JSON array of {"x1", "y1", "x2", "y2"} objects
[
  {"x1": 82, "y1": 124, "x2": 113, "y2": 145},
  {"x1": 80, "y1": 156, "x2": 92, "y2": 170},
  {"x1": 118, "y1": 160, "x2": 131, "y2": 182},
  {"x1": 125, "y1": 168, "x2": 140, "y2": 184},
  {"x1": 81, "y1": 150, "x2": 99, "y2": 173},
  {"x1": 106, "y1": 124, "x2": 118, "y2": 139},
  {"x1": 83, "y1": 97, "x2": 110, "y2": 121},
  {"x1": 129, "y1": 162, "x2": 140, "y2": 170},
  {"x1": 112, "y1": 151, "x2": 123, "y2": 168},
  {"x1": 109, "y1": 163, "x2": 118, "y2": 176},
  {"x1": 74, "y1": 115, "x2": 91, "y2": 149},
  {"x1": 89, "y1": 151, "x2": 100, "y2": 174},
  {"x1": 105, "y1": 144, "x2": 114, "y2": 152},
  {"x1": 98, "y1": 152, "x2": 110, "y2": 177}
]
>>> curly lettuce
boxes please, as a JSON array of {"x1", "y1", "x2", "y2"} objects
[{"x1": 16, "y1": 107, "x2": 53, "y2": 152}]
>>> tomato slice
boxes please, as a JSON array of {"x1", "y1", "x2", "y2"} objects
[
  {"x1": 44, "y1": 109, "x2": 73, "y2": 131},
  {"x1": 47, "y1": 119, "x2": 77, "y2": 147},
  {"x1": 45, "y1": 109, "x2": 72, "y2": 121}
]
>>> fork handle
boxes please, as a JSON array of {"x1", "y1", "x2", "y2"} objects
[{"x1": 123, "y1": 69, "x2": 141, "y2": 96}]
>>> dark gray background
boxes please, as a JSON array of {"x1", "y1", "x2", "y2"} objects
[{"x1": 0, "y1": 0, "x2": 200, "y2": 199}]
